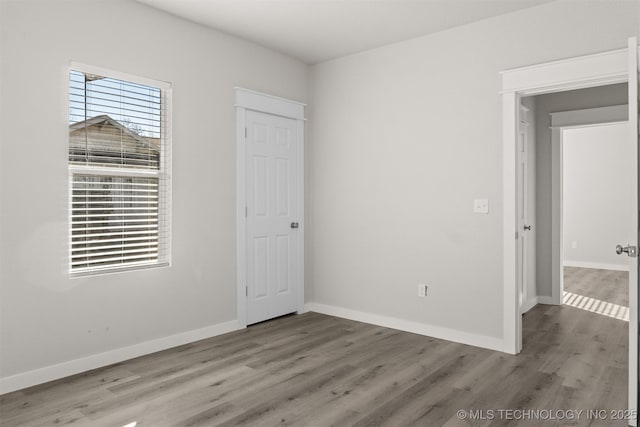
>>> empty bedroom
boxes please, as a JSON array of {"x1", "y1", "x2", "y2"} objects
[{"x1": 1, "y1": 0, "x2": 639, "y2": 425}]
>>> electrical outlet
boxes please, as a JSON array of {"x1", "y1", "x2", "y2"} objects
[
  {"x1": 473, "y1": 199, "x2": 489, "y2": 214},
  {"x1": 418, "y1": 283, "x2": 427, "y2": 297},
  {"x1": 571, "y1": 241, "x2": 578, "y2": 249}
]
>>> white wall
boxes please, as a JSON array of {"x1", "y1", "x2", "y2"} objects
[
  {"x1": 563, "y1": 124, "x2": 632, "y2": 270},
  {"x1": 307, "y1": 1, "x2": 639, "y2": 344},
  {"x1": 533, "y1": 84, "x2": 628, "y2": 297},
  {"x1": 0, "y1": 0, "x2": 307, "y2": 387}
]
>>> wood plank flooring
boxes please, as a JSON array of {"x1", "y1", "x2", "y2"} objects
[
  {"x1": 564, "y1": 266, "x2": 628, "y2": 307},
  {"x1": 0, "y1": 268, "x2": 629, "y2": 426}
]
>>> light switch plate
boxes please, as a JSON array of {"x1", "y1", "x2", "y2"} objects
[
  {"x1": 473, "y1": 199, "x2": 489, "y2": 214},
  {"x1": 417, "y1": 284, "x2": 427, "y2": 297}
]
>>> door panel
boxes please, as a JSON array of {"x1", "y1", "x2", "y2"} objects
[
  {"x1": 520, "y1": 123, "x2": 527, "y2": 307},
  {"x1": 246, "y1": 110, "x2": 299, "y2": 325},
  {"x1": 276, "y1": 158, "x2": 290, "y2": 216},
  {"x1": 517, "y1": 104, "x2": 535, "y2": 313},
  {"x1": 253, "y1": 156, "x2": 268, "y2": 216},
  {"x1": 253, "y1": 237, "x2": 269, "y2": 299},
  {"x1": 276, "y1": 235, "x2": 290, "y2": 294},
  {"x1": 517, "y1": 103, "x2": 537, "y2": 314},
  {"x1": 627, "y1": 38, "x2": 639, "y2": 419},
  {"x1": 516, "y1": 114, "x2": 525, "y2": 311}
]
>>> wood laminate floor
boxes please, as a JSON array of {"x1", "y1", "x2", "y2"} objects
[
  {"x1": 0, "y1": 268, "x2": 630, "y2": 426},
  {"x1": 564, "y1": 267, "x2": 629, "y2": 307}
]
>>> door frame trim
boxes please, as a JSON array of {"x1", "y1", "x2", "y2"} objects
[
  {"x1": 501, "y1": 42, "x2": 637, "y2": 421},
  {"x1": 501, "y1": 46, "x2": 629, "y2": 353},
  {"x1": 550, "y1": 106, "x2": 628, "y2": 306},
  {"x1": 235, "y1": 87, "x2": 306, "y2": 328}
]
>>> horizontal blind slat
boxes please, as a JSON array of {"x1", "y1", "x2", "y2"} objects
[
  {"x1": 72, "y1": 236, "x2": 159, "y2": 245},
  {"x1": 71, "y1": 181, "x2": 159, "y2": 187},
  {"x1": 72, "y1": 187, "x2": 159, "y2": 192},
  {"x1": 71, "y1": 223, "x2": 158, "y2": 231},
  {"x1": 72, "y1": 235, "x2": 158, "y2": 242},
  {"x1": 72, "y1": 242, "x2": 158, "y2": 252},
  {"x1": 71, "y1": 196, "x2": 159, "y2": 201},
  {"x1": 71, "y1": 247, "x2": 158, "y2": 260},
  {"x1": 71, "y1": 212, "x2": 158, "y2": 218},
  {"x1": 70, "y1": 252, "x2": 159, "y2": 266},
  {"x1": 71, "y1": 260, "x2": 162, "y2": 275}
]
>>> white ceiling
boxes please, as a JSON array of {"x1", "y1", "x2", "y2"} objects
[{"x1": 137, "y1": 0, "x2": 554, "y2": 64}]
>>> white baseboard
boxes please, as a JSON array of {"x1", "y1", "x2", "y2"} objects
[
  {"x1": 304, "y1": 302, "x2": 505, "y2": 353},
  {"x1": 0, "y1": 320, "x2": 241, "y2": 395},
  {"x1": 563, "y1": 260, "x2": 629, "y2": 272},
  {"x1": 522, "y1": 297, "x2": 539, "y2": 313},
  {"x1": 537, "y1": 295, "x2": 557, "y2": 305},
  {"x1": 521, "y1": 295, "x2": 562, "y2": 311}
]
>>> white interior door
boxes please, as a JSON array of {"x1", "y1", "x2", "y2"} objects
[
  {"x1": 626, "y1": 37, "x2": 639, "y2": 421},
  {"x1": 517, "y1": 105, "x2": 535, "y2": 313},
  {"x1": 246, "y1": 110, "x2": 300, "y2": 325},
  {"x1": 517, "y1": 111, "x2": 527, "y2": 310}
]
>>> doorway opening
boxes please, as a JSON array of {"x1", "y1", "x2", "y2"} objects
[
  {"x1": 501, "y1": 39, "x2": 638, "y2": 421},
  {"x1": 518, "y1": 92, "x2": 633, "y2": 422},
  {"x1": 561, "y1": 121, "x2": 631, "y2": 324},
  {"x1": 518, "y1": 88, "x2": 629, "y2": 313}
]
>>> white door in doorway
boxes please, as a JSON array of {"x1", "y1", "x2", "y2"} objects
[
  {"x1": 245, "y1": 110, "x2": 300, "y2": 325},
  {"x1": 625, "y1": 38, "x2": 639, "y2": 419},
  {"x1": 517, "y1": 105, "x2": 535, "y2": 313}
]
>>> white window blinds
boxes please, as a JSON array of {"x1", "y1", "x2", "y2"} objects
[{"x1": 69, "y1": 66, "x2": 170, "y2": 276}]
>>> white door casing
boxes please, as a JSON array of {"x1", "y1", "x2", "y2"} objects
[
  {"x1": 501, "y1": 39, "x2": 638, "y2": 421},
  {"x1": 235, "y1": 88, "x2": 305, "y2": 328}
]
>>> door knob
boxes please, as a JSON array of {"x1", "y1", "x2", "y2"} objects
[
  {"x1": 616, "y1": 244, "x2": 637, "y2": 257},
  {"x1": 291, "y1": 222, "x2": 299, "y2": 229},
  {"x1": 523, "y1": 225, "x2": 532, "y2": 231}
]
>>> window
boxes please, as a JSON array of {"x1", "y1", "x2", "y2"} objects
[{"x1": 68, "y1": 65, "x2": 171, "y2": 276}]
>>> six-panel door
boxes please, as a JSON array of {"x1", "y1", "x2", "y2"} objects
[{"x1": 246, "y1": 110, "x2": 299, "y2": 325}]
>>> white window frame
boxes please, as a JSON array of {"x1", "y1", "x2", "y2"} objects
[{"x1": 68, "y1": 62, "x2": 172, "y2": 277}]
